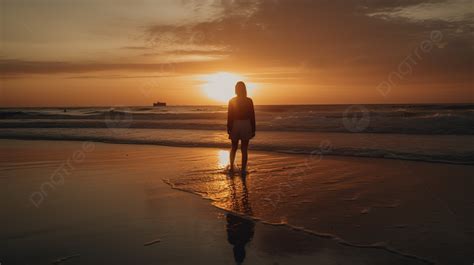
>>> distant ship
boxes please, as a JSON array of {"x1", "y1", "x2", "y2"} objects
[{"x1": 153, "y1": 101, "x2": 166, "y2": 107}]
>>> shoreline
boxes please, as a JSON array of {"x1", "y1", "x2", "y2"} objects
[
  {"x1": 1, "y1": 102, "x2": 472, "y2": 109},
  {"x1": 1, "y1": 131, "x2": 473, "y2": 165},
  {"x1": 164, "y1": 179, "x2": 436, "y2": 265},
  {"x1": 2, "y1": 140, "x2": 472, "y2": 264}
]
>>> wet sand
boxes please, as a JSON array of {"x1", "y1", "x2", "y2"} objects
[{"x1": 0, "y1": 139, "x2": 472, "y2": 265}]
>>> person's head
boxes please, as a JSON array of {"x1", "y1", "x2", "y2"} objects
[{"x1": 235, "y1": 81, "x2": 247, "y2": 97}]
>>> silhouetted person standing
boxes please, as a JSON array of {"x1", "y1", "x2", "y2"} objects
[{"x1": 227, "y1": 81, "x2": 256, "y2": 174}]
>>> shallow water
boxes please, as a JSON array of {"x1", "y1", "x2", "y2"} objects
[
  {"x1": 1, "y1": 140, "x2": 436, "y2": 265},
  {"x1": 1, "y1": 104, "x2": 473, "y2": 164},
  {"x1": 1, "y1": 104, "x2": 473, "y2": 264},
  {"x1": 0, "y1": 128, "x2": 472, "y2": 164},
  {"x1": 1, "y1": 104, "x2": 473, "y2": 134},
  {"x1": 165, "y1": 149, "x2": 474, "y2": 265}
]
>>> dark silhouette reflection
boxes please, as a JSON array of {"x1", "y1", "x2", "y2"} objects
[{"x1": 226, "y1": 176, "x2": 255, "y2": 264}]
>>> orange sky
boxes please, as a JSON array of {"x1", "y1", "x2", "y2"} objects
[{"x1": 0, "y1": 0, "x2": 472, "y2": 106}]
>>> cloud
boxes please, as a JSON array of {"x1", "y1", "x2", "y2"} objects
[
  {"x1": 2, "y1": 0, "x2": 472, "y2": 89},
  {"x1": 120, "y1": 46, "x2": 153, "y2": 50},
  {"x1": 144, "y1": 1, "x2": 259, "y2": 53},
  {"x1": 368, "y1": 0, "x2": 474, "y2": 23},
  {"x1": 0, "y1": 0, "x2": 243, "y2": 61},
  {"x1": 139, "y1": 0, "x2": 473, "y2": 91},
  {"x1": 0, "y1": 59, "x2": 229, "y2": 76},
  {"x1": 0, "y1": 59, "x2": 171, "y2": 75},
  {"x1": 146, "y1": 1, "x2": 471, "y2": 68}
]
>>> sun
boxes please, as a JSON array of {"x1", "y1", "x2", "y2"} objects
[{"x1": 200, "y1": 72, "x2": 256, "y2": 103}]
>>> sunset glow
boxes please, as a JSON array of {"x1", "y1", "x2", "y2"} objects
[
  {"x1": 0, "y1": 0, "x2": 472, "y2": 106},
  {"x1": 217, "y1": 150, "x2": 230, "y2": 169},
  {"x1": 200, "y1": 72, "x2": 256, "y2": 103},
  {"x1": 1, "y1": 1, "x2": 473, "y2": 264}
]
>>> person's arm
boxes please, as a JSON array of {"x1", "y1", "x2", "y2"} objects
[
  {"x1": 250, "y1": 99, "x2": 256, "y2": 135},
  {"x1": 227, "y1": 100, "x2": 233, "y2": 134}
]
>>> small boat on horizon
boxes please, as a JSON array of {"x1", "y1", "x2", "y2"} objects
[{"x1": 153, "y1": 101, "x2": 166, "y2": 107}]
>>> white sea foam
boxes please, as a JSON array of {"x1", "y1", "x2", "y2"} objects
[
  {"x1": 0, "y1": 127, "x2": 472, "y2": 164},
  {"x1": 1, "y1": 104, "x2": 473, "y2": 164}
]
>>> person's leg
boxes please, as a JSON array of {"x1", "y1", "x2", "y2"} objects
[
  {"x1": 241, "y1": 139, "x2": 249, "y2": 173},
  {"x1": 230, "y1": 139, "x2": 239, "y2": 171}
]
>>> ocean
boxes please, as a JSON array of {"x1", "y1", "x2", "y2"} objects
[
  {"x1": 2, "y1": 104, "x2": 473, "y2": 264},
  {"x1": 0, "y1": 104, "x2": 473, "y2": 164}
]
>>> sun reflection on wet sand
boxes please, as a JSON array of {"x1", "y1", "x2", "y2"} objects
[{"x1": 218, "y1": 150, "x2": 230, "y2": 169}]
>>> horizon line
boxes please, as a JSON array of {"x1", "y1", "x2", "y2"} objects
[{"x1": 1, "y1": 102, "x2": 473, "y2": 108}]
